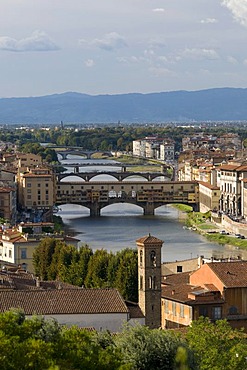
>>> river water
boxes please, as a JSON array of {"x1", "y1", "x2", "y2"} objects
[{"x1": 57, "y1": 155, "x2": 247, "y2": 263}]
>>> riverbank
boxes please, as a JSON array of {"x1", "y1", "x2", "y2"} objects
[{"x1": 172, "y1": 204, "x2": 247, "y2": 251}]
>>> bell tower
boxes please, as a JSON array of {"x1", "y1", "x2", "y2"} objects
[{"x1": 136, "y1": 234, "x2": 163, "y2": 329}]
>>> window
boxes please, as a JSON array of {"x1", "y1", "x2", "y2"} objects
[
  {"x1": 180, "y1": 304, "x2": 184, "y2": 318},
  {"x1": 172, "y1": 302, "x2": 176, "y2": 316},
  {"x1": 140, "y1": 276, "x2": 143, "y2": 290},
  {"x1": 165, "y1": 300, "x2": 169, "y2": 314},
  {"x1": 27, "y1": 183, "x2": 31, "y2": 187},
  {"x1": 177, "y1": 265, "x2": 183, "y2": 273},
  {"x1": 229, "y1": 306, "x2": 238, "y2": 315},
  {"x1": 140, "y1": 250, "x2": 143, "y2": 265},
  {"x1": 20, "y1": 249, "x2": 27, "y2": 259},
  {"x1": 199, "y1": 307, "x2": 208, "y2": 317},
  {"x1": 9, "y1": 249, "x2": 12, "y2": 258},
  {"x1": 148, "y1": 276, "x2": 156, "y2": 289},
  {"x1": 38, "y1": 183, "x2": 41, "y2": 187},
  {"x1": 150, "y1": 250, "x2": 156, "y2": 267},
  {"x1": 212, "y1": 307, "x2": 222, "y2": 320}
]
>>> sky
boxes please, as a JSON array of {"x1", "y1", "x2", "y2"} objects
[{"x1": 1, "y1": 0, "x2": 247, "y2": 97}]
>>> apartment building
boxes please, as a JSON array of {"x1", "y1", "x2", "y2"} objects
[
  {"x1": 218, "y1": 164, "x2": 247, "y2": 216},
  {"x1": 199, "y1": 182, "x2": 220, "y2": 213},
  {"x1": 0, "y1": 187, "x2": 17, "y2": 224},
  {"x1": 133, "y1": 137, "x2": 174, "y2": 161},
  {"x1": 17, "y1": 167, "x2": 55, "y2": 213},
  {"x1": 0, "y1": 223, "x2": 79, "y2": 273},
  {"x1": 162, "y1": 261, "x2": 247, "y2": 331}
]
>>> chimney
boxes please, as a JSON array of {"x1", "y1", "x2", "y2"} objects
[{"x1": 36, "y1": 277, "x2": 40, "y2": 288}]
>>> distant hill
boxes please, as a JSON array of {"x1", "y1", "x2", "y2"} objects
[{"x1": 1, "y1": 88, "x2": 247, "y2": 124}]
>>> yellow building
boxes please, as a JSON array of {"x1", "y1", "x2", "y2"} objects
[
  {"x1": 199, "y1": 181, "x2": 220, "y2": 213},
  {"x1": 17, "y1": 167, "x2": 55, "y2": 213},
  {"x1": 0, "y1": 224, "x2": 79, "y2": 273}
]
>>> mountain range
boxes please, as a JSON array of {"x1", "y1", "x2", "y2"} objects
[{"x1": 1, "y1": 87, "x2": 247, "y2": 124}]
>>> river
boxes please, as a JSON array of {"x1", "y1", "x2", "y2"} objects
[{"x1": 57, "y1": 155, "x2": 247, "y2": 262}]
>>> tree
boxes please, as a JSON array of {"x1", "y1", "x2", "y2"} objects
[
  {"x1": 114, "y1": 249, "x2": 138, "y2": 302},
  {"x1": 33, "y1": 238, "x2": 58, "y2": 280},
  {"x1": 186, "y1": 317, "x2": 247, "y2": 370},
  {"x1": 85, "y1": 249, "x2": 110, "y2": 288},
  {"x1": 114, "y1": 324, "x2": 195, "y2": 370},
  {"x1": 0, "y1": 309, "x2": 128, "y2": 370}
]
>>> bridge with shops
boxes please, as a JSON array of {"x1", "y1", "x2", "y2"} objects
[{"x1": 55, "y1": 174, "x2": 199, "y2": 216}]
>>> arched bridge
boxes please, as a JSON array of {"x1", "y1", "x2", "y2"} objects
[
  {"x1": 56, "y1": 179, "x2": 199, "y2": 216},
  {"x1": 56, "y1": 150, "x2": 113, "y2": 160},
  {"x1": 57, "y1": 170, "x2": 170, "y2": 182}
]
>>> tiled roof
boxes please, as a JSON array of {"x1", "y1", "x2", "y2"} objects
[
  {"x1": 219, "y1": 165, "x2": 240, "y2": 171},
  {"x1": 208, "y1": 261, "x2": 247, "y2": 288},
  {"x1": 0, "y1": 288, "x2": 129, "y2": 315},
  {"x1": 136, "y1": 234, "x2": 163, "y2": 244},
  {"x1": 198, "y1": 181, "x2": 220, "y2": 190},
  {"x1": 161, "y1": 272, "x2": 223, "y2": 304},
  {"x1": 219, "y1": 164, "x2": 247, "y2": 172},
  {"x1": 162, "y1": 272, "x2": 193, "y2": 302},
  {"x1": 125, "y1": 301, "x2": 144, "y2": 319}
]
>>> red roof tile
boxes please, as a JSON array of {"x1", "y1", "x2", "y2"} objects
[
  {"x1": 208, "y1": 261, "x2": 247, "y2": 288},
  {"x1": 0, "y1": 288, "x2": 128, "y2": 315},
  {"x1": 136, "y1": 234, "x2": 163, "y2": 244}
]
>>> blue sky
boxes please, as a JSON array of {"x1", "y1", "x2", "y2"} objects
[{"x1": 0, "y1": 0, "x2": 247, "y2": 97}]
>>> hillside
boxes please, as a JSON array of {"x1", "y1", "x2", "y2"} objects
[{"x1": 1, "y1": 88, "x2": 247, "y2": 124}]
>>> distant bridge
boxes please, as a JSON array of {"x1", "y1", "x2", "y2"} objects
[
  {"x1": 56, "y1": 179, "x2": 199, "y2": 216},
  {"x1": 48, "y1": 146, "x2": 113, "y2": 159}
]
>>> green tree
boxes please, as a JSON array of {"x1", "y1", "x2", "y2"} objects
[
  {"x1": 186, "y1": 317, "x2": 247, "y2": 370},
  {"x1": 115, "y1": 324, "x2": 195, "y2": 370},
  {"x1": 85, "y1": 249, "x2": 110, "y2": 288},
  {"x1": 33, "y1": 238, "x2": 58, "y2": 280},
  {"x1": 114, "y1": 249, "x2": 138, "y2": 302}
]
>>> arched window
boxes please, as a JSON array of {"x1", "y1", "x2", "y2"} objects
[
  {"x1": 150, "y1": 250, "x2": 156, "y2": 267},
  {"x1": 140, "y1": 250, "x2": 143, "y2": 265}
]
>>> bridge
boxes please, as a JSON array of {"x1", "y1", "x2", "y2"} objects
[
  {"x1": 56, "y1": 178, "x2": 199, "y2": 216},
  {"x1": 56, "y1": 168, "x2": 171, "y2": 182},
  {"x1": 53, "y1": 148, "x2": 113, "y2": 160}
]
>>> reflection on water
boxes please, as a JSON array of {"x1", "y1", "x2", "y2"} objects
[
  {"x1": 58, "y1": 155, "x2": 247, "y2": 262},
  {"x1": 58, "y1": 204, "x2": 247, "y2": 263}
]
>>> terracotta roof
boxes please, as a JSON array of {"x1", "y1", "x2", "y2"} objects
[
  {"x1": 0, "y1": 270, "x2": 80, "y2": 291},
  {"x1": 161, "y1": 272, "x2": 193, "y2": 302},
  {"x1": 219, "y1": 165, "x2": 240, "y2": 171},
  {"x1": 219, "y1": 164, "x2": 247, "y2": 172},
  {"x1": 125, "y1": 301, "x2": 144, "y2": 319},
  {"x1": 136, "y1": 234, "x2": 163, "y2": 244},
  {"x1": 0, "y1": 288, "x2": 129, "y2": 315},
  {"x1": 161, "y1": 272, "x2": 223, "y2": 304},
  {"x1": 198, "y1": 181, "x2": 220, "y2": 190},
  {"x1": 208, "y1": 261, "x2": 247, "y2": 288}
]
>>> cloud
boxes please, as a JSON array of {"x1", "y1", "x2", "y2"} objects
[
  {"x1": 200, "y1": 18, "x2": 218, "y2": 24},
  {"x1": 221, "y1": 0, "x2": 247, "y2": 26},
  {"x1": 227, "y1": 56, "x2": 238, "y2": 64},
  {"x1": 0, "y1": 30, "x2": 59, "y2": 52},
  {"x1": 80, "y1": 32, "x2": 127, "y2": 51},
  {"x1": 181, "y1": 48, "x2": 219, "y2": 60},
  {"x1": 152, "y1": 8, "x2": 165, "y2": 13},
  {"x1": 149, "y1": 67, "x2": 176, "y2": 77},
  {"x1": 84, "y1": 59, "x2": 95, "y2": 67}
]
